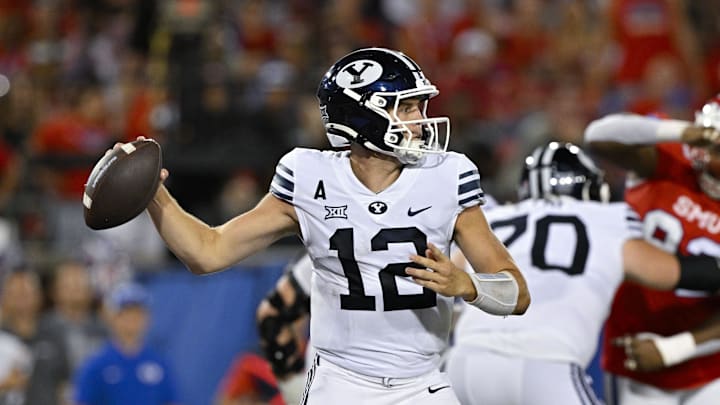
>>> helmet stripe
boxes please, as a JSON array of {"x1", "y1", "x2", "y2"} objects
[
  {"x1": 539, "y1": 144, "x2": 558, "y2": 198},
  {"x1": 528, "y1": 146, "x2": 544, "y2": 199}
]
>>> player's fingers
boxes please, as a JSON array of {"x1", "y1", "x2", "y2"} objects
[
  {"x1": 408, "y1": 275, "x2": 438, "y2": 290},
  {"x1": 136, "y1": 135, "x2": 147, "y2": 141},
  {"x1": 702, "y1": 127, "x2": 720, "y2": 143},
  {"x1": 159, "y1": 168, "x2": 169, "y2": 181},
  {"x1": 612, "y1": 335, "x2": 632, "y2": 348},
  {"x1": 410, "y1": 254, "x2": 436, "y2": 269},
  {"x1": 624, "y1": 358, "x2": 637, "y2": 371},
  {"x1": 405, "y1": 267, "x2": 438, "y2": 282},
  {"x1": 426, "y1": 243, "x2": 448, "y2": 263}
]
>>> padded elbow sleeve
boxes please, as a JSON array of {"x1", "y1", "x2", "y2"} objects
[{"x1": 466, "y1": 271, "x2": 519, "y2": 316}]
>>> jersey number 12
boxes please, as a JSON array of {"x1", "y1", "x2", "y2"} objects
[{"x1": 330, "y1": 227, "x2": 437, "y2": 311}]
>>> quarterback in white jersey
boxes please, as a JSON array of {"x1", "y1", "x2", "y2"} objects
[
  {"x1": 446, "y1": 142, "x2": 720, "y2": 405},
  {"x1": 272, "y1": 148, "x2": 483, "y2": 377},
  {"x1": 128, "y1": 47, "x2": 529, "y2": 405}
]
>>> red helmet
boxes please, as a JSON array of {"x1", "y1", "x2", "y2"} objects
[{"x1": 695, "y1": 94, "x2": 720, "y2": 128}]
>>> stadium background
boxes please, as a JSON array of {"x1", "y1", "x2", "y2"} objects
[{"x1": 0, "y1": 0, "x2": 718, "y2": 404}]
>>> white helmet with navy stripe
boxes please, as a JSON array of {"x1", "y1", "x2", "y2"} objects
[
  {"x1": 317, "y1": 47, "x2": 449, "y2": 164},
  {"x1": 518, "y1": 142, "x2": 610, "y2": 202}
]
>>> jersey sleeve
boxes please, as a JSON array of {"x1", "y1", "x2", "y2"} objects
[
  {"x1": 456, "y1": 155, "x2": 486, "y2": 209},
  {"x1": 269, "y1": 149, "x2": 298, "y2": 204},
  {"x1": 623, "y1": 204, "x2": 644, "y2": 240}
]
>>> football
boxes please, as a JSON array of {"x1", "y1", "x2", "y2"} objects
[{"x1": 83, "y1": 139, "x2": 162, "y2": 230}]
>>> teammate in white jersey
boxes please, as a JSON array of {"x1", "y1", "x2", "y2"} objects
[
  {"x1": 445, "y1": 142, "x2": 720, "y2": 405},
  {"x1": 126, "y1": 47, "x2": 530, "y2": 405}
]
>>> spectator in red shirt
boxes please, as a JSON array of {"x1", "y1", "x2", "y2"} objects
[{"x1": 216, "y1": 352, "x2": 284, "y2": 405}]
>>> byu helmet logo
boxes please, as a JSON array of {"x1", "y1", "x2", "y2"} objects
[{"x1": 336, "y1": 60, "x2": 383, "y2": 89}]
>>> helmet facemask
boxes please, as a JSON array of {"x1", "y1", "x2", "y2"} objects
[
  {"x1": 366, "y1": 89, "x2": 449, "y2": 164},
  {"x1": 693, "y1": 96, "x2": 720, "y2": 199}
]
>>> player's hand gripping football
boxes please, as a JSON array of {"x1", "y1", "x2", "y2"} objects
[
  {"x1": 108, "y1": 136, "x2": 169, "y2": 190},
  {"x1": 407, "y1": 243, "x2": 476, "y2": 300}
]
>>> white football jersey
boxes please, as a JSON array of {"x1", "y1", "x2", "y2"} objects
[
  {"x1": 453, "y1": 197, "x2": 642, "y2": 367},
  {"x1": 270, "y1": 148, "x2": 484, "y2": 378}
]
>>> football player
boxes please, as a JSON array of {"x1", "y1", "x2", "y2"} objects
[
  {"x1": 585, "y1": 99, "x2": 720, "y2": 405},
  {"x1": 445, "y1": 142, "x2": 720, "y2": 405},
  {"x1": 135, "y1": 47, "x2": 530, "y2": 404}
]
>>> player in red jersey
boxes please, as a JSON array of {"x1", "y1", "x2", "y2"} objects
[{"x1": 585, "y1": 95, "x2": 720, "y2": 404}]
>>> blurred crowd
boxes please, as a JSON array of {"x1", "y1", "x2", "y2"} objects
[
  {"x1": 0, "y1": 0, "x2": 717, "y2": 403},
  {"x1": 0, "y1": 0, "x2": 718, "y2": 274}
]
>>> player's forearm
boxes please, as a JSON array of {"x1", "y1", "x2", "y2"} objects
[
  {"x1": 585, "y1": 114, "x2": 690, "y2": 145},
  {"x1": 147, "y1": 185, "x2": 224, "y2": 274},
  {"x1": 688, "y1": 312, "x2": 720, "y2": 346},
  {"x1": 464, "y1": 265, "x2": 530, "y2": 316},
  {"x1": 505, "y1": 266, "x2": 530, "y2": 314},
  {"x1": 584, "y1": 114, "x2": 681, "y2": 176}
]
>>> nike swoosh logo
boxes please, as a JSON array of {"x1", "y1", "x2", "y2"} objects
[
  {"x1": 407, "y1": 206, "x2": 432, "y2": 216},
  {"x1": 428, "y1": 385, "x2": 450, "y2": 394}
]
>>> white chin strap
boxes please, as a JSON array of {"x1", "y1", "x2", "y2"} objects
[{"x1": 395, "y1": 138, "x2": 426, "y2": 164}]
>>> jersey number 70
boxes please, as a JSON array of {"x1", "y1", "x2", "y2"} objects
[{"x1": 491, "y1": 214, "x2": 590, "y2": 276}]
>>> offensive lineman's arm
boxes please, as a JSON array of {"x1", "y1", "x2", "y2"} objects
[
  {"x1": 622, "y1": 239, "x2": 720, "y2": 292},
  {"x1": 148, "y1": 176, "x2": 299, "y2": 274}
]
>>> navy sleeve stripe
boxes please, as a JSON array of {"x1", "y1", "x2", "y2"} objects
[
  {"x1": 459, "y1": 179, "x2": 481, "y2": 195},
  {"x1": 459, "y1": 194, "x2": 481, "y2": 206},
  {"x1": 272, "y1": 173, "x2": 295, "y2": 193},
  {"x1": 626, "y1": 216, "x2": 641, "y2": 223},
  {"x1": 459, "y1": 169, "x2": 479, "y2": 180},
  {"x1": 277, "y1": 163, "x2": 294, "y2": 177},
  {"x1": 270, "y1": 188, "x2": 293, "y2": 203}
]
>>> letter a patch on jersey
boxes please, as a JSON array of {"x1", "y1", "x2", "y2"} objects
[
  {"x1": 314, "y1": 180, "x2": 326, "y2": 200},
  {"x1": 325, "y1": 205, "x2": 348, "y2": 220}
]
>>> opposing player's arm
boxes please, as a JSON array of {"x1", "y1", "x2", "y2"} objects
[
  {"x1": 617, "y1": 312, "x2": 720, "y2": 372},
  {"x1": 148, "y1": 184, "x2": 299, "y2": 274},
  {"x1": 584, "y1": 114, "x2": 663, "y2": 177},
  {"x1": 454, "y1": 206, "x2": 530, "y2": 315},
  {"x1": 584, "y1": 113, "x2": 720, "y2": 178}
]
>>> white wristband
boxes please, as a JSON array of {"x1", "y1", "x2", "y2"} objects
[
  {"x1": 656, "y1": 120, "x2": 690, "y2": 141},
  {"x1": 466, "y1": 271, "x2": 518, "y2": 316},
  {"x1": 652, "y1": 332, "x2": 696, "y2": 367}
]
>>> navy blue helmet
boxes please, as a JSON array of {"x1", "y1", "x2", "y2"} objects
[{"x1": 317, "y1": 48, "x2": 449, "y2": 164}]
